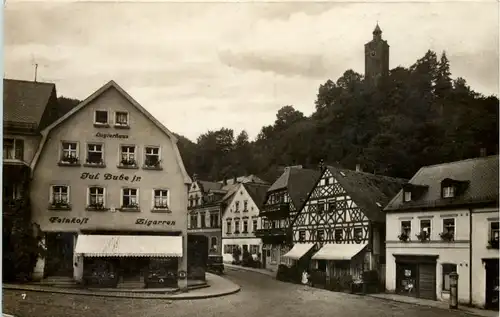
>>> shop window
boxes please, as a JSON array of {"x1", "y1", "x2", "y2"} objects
[
  {"x1": 442, "y1": 263, "x2": 457, "y2": 291},
  {"x1": 250, "y1": 245, "x2": 259, "y2": 254},
  {"x1": 398, "y1": 264, "x2": 417, "y2": 295},
  {"x1": 153, "y1": 189, "x2": 169, "y2": 210},
  {"x1": 114, "y1": 111, "x2": 129, "y2": 127},
  {"x1": 121, "y1": 188, "x2": 139, "y2": 210},
  {"x1": 86, "y1": 143, "x2": 104, "y2": 165},
  {"x1": 60, "y1": 141, "x2": 79, "y2": 164},
  {"x1": 299, "y1": 230, "x2": 306, "y2": 242},
  {"x1": 94, "y1": 110, "x2": 109, "y2": 125},
  {"x1": 120, "y1": 145, "x2": 137, "y2": 167},
  {"x1": 144, "y1": 146, "x2": 161, "y2": 169}
]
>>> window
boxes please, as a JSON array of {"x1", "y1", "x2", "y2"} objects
[
  {"x1": 121, "y1": 188, "x2": 139, "y2": 209},
  {"x1": 328, "y1": 201, "x2": 336, "y2": 213},
  {"x1": 86, "y1": 144, "x2": 104, "y2": 165},
  {"x1": 50, "y1": 185, "x2": 70, "y2": 207},
  {"x1": 401, "y1": 220, "x2": 411, "y2": 235},
  {"x1": 87, "y1": 187, "x2": 105, "y2": 209},
  {"x1": 335, "y1": 229, "x2": 343, "y2": 241},
  {"x1": 59, "y1": 141, "x2": 79, "y2": 164},
  {"x1": 94, "y1": 110, "x2": 109, "y2": 125},
  {"x1": 317, "y1": 229, "x2": 325, "y2": 241},
  {"x1": 490, "y1": 222, "x2": 499, "y2": 242},
  {"x1": 419, "y1": 219, "x2": 431, "y2": 241},
  {"x1": 271, "y1": 248, "x2": 278, "y2": 263},
  {"x1": 210, "y1": 213, "x2": 219, "y2": 228},
  {"x1": 243, "y1": 220, "x2": 248, "y2": 233},
  {"x1": 144, "y1": 146, "x2": 161, "y2": 168},
  {"x1": 234, "y1": 219, "x2": 240, "y2": 233},
  {"x1": 403, "y1": 191, "x2": 412, "y2": 202},
  {"x1": 252, "y1": 219, "x2": 258, "y2": 232},
  {"x1": 442, "y1": 264, "x2": 457, "y2": 291},
  {"x1": 200, "y1": 212, "x2": 206, "y2": 228},
  {"x1": 210, "y1": 237, "x2": 217, "y2": 250},
  {"x1": 190, "y1": 214, "x2": 198, "y2": 228},
  {"x1": 299, "y1": 230, "x2": 306, "y2": 242},
  {"x1": 243, "y1": 200, "x2": 248, "y2": 211},
  {"x1": 442, "y1": 218, "x2": 455, "y2": 237},
  {"x1": 115, "y1": 111, "x2": 129, "y2": 127},
  {"x1": 226, "y1": 219, "x2": 232, "y2": 234},
  {"x1": 250, "y1": 245, "x2": 259, "y2": 254},
  {"x1": 320, "y1": 178, "x2": 325, "y2": 186},
  {"x1": 325, "y1": 177, "x2": 330, "y2": 185},
  {"x1": 3, "y1": 138, "x2": 24, "y2": 160},
  {"x1": 317, "y1": 202, "x2": 325, "y2": 214},
  {"x1": 354, "y1": 228, "x2": 363, "y2": 240},
  {"x1": 235, "y1": 201, "x2": 240, "y2": 212},
  {"x1": 120, "y1": 145, "x2": 137, "y2": 166},
  {"x1": 442, "y1": 186, "x2": 455, "y2": 198},
  {"x1": 153, "y1": 189, "x2": 169, "y2": 209}
]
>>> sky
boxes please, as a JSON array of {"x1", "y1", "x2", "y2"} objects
[{"x1": 4, "y1": 0, "x2": 499, "y2": 142}]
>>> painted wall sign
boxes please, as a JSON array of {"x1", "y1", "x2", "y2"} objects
[
  {"x1": 49, "y1": 217, "x2": 89, "y2": 224},
  {"x1": 80, "y1": 172, "x2": 141, "y2": 183},
  {"x1": 95, "y1": 132, "x2": 128, "y2": 139},
  {"x1": 136, "y1": 218, "x2": 176, "y2": 226}
]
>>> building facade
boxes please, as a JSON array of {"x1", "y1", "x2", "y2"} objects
[
  {"x1": 288, "y1": 165, "x2": 404, "y2": 286},
  {"x1": 384, "y1": 155, "x2": 498, "y2": 308},
  {"x1": 30, "y1": 80, "x2": 191, "y2": 289},
  {"x1": 256, "y1": 166, "x2": 320, "y2": 272},
  {"x1": 222, "y1": 182, "x2": 269, "y2": 263}
]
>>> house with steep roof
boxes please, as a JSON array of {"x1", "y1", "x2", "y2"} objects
[
  {"x1": 256, "y1": 165, "x2": 320, "y2": 272},
  {"x1": 384, "y1": 155, "x2": 499, "y2": 309},
  {"x1": 288, "y1": 164, "x2": 405, "y2": 288},
  {"x1": 221, "y1": 182, "x2": 270, "y2": 263},
  {"x1": 29, "y1": 80, "x2": 191, "y2": 290}
]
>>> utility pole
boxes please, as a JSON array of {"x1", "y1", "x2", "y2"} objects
[{"x1": 34, "y1": 63, "x2": 38, "y2": 82}]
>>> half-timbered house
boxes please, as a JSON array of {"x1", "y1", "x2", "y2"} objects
[
  {"x1": 256, "y1": 166, "x2": 320, "y2": 272},
  {"x1": 290, "y1": 165, "x2": 405, "y2": 284}
]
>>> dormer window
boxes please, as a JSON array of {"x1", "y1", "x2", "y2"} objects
[
  {"x1": 403, "y1": 191, "x2": 412, "y2": 202},
  {"x1": 442, "y1": 186, "x2": 455, "y2": 198},
  {"x1": 94, "y1": 110, "x2": 109, "y2": 126}
]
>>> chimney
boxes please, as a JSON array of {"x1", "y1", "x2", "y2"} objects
[
  {"x1": 480, "y1": 148, "x2": 487, "y2": 157},
  {"x1": 356, "y1": 164, "x2": 362, "y2": 172}
]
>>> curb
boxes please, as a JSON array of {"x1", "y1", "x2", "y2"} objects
[
  {"x1": 367, "y1": 295, "x2": 493, "y2": 317},
  {"x1": 3, "y1": 282, "x2": 240, "y2": 300},
  {"x1": 225, "y1": 265, "x2": 276, "y2": 278}
]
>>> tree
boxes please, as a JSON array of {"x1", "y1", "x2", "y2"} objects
[{"x1": 435, "y1": 51, "x2": 453, "y2": 99}]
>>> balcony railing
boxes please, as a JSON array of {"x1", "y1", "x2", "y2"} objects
[{"x1": 259, "y1": 202, "x2": 290, "y2": 219}]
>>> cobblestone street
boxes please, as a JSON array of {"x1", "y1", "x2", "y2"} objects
[{"x1": 3, "y1": 269, "x2": 475, "y2": 317}]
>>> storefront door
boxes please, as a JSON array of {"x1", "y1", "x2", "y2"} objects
[
  {"x1": 120, "y1": 258, "x2": 148, "y2": 282},
  {"x1": 396, "y1": 262, "x2": 418, "y2": 297},
  {"x1": 45, "y1": 232, "x2": 75, "y2": 277}
]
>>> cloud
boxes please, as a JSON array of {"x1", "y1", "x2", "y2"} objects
[{"x1": 4, "y1": 1, "x2": 499, "y2": 141}]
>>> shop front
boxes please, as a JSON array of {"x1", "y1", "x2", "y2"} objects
[
  {"x1": 394, "y1": 254, "x2": 438, "y2": 300},
  {"x1": 483, "y1": 258, "x2": 499, "y2": 310}
]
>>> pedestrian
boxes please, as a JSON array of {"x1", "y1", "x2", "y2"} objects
[{"x1": 301, "y1": 269, "x2": 310, "y2": 288}]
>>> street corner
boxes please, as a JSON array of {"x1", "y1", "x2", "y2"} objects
[{"x1": 169, "y1": 273, "x2": 241, "y2": 300}]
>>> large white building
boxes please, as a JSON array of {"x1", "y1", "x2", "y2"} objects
[
  {"x1": 222, "y1": 182, "x2": 269, "y2": 263},
  {"x1": 384, "y1": 155, "x2": 498, "y2": 309}
]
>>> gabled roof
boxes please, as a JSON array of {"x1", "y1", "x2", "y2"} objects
[
  {"x1": 326, "y1": 166, "x2": 407, "y2": 222},
  {"x1": 243, "y1": 182, "x2": 270, "y2": 208},
  {"x1": 198, "y1": 181, "x2": 223, "y2": 194},
  {"x1": 267, "y1": 167, "x2": 321, "y2": 210},
  {"x1": 30, "y1": 80, "x2": 191, "y2": 184},
  {"x1": 3, "y1": 79, "x2": 57, "y2": 130},
  {"x1": 385, "y1": 155, "x2": 499, "y2": 211}
]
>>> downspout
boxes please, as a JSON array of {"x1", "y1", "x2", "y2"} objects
[{"x1": 469, "y1": 208, "x2": 472, "y2": 306}]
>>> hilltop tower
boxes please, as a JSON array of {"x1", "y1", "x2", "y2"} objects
[{"x1": 364, "y1": 23, "x2": 390, "y2": 85}]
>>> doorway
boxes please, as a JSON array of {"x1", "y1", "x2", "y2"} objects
[
  {"x1": 485, "y1": 259, "x2": 499, "y2": 310},
  {"x1": 45, "y1": 232, "x2": 75, "y2": 277},
  {"x1": 119, "y1": 258, "x2": 148, "y2": 282}
]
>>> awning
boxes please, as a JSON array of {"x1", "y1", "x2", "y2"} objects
[
  {"x1": 74, "y1": 235, "x2": 183, "y2": 257},
  {"x1": 312, "y1": 243, "x2": 367, "y2": 260},
  {"x1": 282, "y1": 243, "x2": 315, "y2": 260}
]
